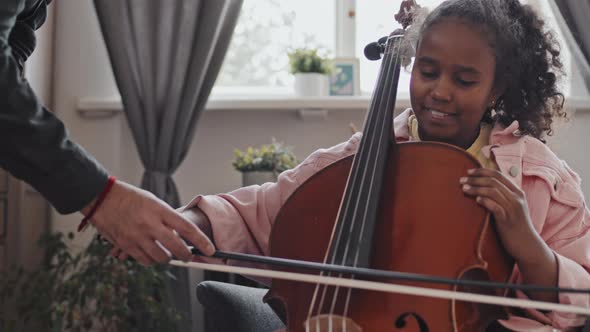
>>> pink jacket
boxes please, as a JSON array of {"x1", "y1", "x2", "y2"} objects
[{"x1": 184, "y1": 109, "x2": 590, "y2": 331}]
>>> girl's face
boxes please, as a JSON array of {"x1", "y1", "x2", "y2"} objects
[{"x1": 410, "y1": 19, "x2": 500, "y2": 149}]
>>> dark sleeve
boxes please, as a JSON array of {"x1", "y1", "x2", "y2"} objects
[{"x1": 0, "y1": 0, "x2": 109, "y2": 214}]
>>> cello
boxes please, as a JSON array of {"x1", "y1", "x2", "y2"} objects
[{"x1": 261, "y1": 4, "x2": 513, "y2": 332}]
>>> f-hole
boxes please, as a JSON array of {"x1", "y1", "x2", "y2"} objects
[{"x1": 394, "y1": 312, "x2": 429, "y2": 332}]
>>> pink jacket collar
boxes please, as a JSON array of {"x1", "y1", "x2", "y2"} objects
[
  {"x1": 393, "y1": 109, "x2": 584, "y2": 208},
  {"x1": 393, "y1": 109, "x2": 525, "y2": 186},
  {"x1": 393, "y1": 108, "x2": 520, "y2": 146}
]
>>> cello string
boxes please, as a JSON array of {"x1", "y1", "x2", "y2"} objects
[
  {"x1": 322, "y1": 34, "x2": 402, "y2": 323},
  {"x1": 305, "y1": 30, "x2": 401, "y2": 326},
  {"x1": 306, "y1": 39, "x2": 393, "y2": 326},
  {"x1": 308, "y1": 29, "x2": 403, "y2": 326},
  {"x1": 352, "y1": 33, "x2": 404, "y2": 273},
  {"x1": 339, "y1": 33, "x2": 405, "y2": 323}
]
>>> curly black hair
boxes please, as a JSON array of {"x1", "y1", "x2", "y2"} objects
[{"x1": 414, "y1": 0, "x2": 566, "y2": 141}]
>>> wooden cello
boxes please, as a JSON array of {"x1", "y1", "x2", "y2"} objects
[{"x1": 261, "y1": 4, "x2": 515, "y2": 332}]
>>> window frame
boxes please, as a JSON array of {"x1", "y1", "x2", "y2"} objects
[{"x1": 211, "y1": 0, "x2": 356, "y2": 98}]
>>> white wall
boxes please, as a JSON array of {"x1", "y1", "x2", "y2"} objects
[
  {"x1": 51, "y1": 0, "x2": 124, "y2": 243},
  {"x1": 49, "y1": 0, "x2": 590, "y2": 331},
  {"x1": 26, "y1": 2, "x2": 54, "y2": 105}
]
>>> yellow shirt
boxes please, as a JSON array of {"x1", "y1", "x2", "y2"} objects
[{"x1": 408, "y1": 114, "x2": 497, "y2": 170}]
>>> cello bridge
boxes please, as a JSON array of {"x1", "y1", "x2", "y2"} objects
[{"x1": 303, "y1": 314, "x2": 362, "y2": 332}]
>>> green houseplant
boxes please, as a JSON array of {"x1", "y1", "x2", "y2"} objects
[
  {"x1": 288, "y1": 48, "x2": 333, "y2": 75},
  {"x1": 232, "y1": 141, "x2": 297, "y2": 186},
  {"x1": 0, "y1": 232, "x2": 181, "y2": 332},
  {"x1": 287, "y1": 48, "x2": 333, "y2": 96}
]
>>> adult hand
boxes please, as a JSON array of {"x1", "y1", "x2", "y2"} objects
[
  {"x1": 82, "y1": 180, "x2": 215, "y2": 265},
  {"x1": 177, "y1": 206, "x2": 213, "y2": 242}
]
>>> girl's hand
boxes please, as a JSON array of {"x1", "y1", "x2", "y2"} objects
[{"x1": 460, "y1": 168, "x2": 542, "y2": 264}]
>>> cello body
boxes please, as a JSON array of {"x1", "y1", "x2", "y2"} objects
[{"x1": 264, "y1": 141, "x2": 514, "y2": 332}]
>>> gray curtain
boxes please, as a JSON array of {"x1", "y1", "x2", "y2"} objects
[
  {"x1": 93, "y1": 0, "x2": 243, "y2": 330},
  {"x1": 94, "y1": 0, "x2": 242, "y2": 206},
  {"x1": 549, "y1": 0, "x2": 590, "y2": 91}
]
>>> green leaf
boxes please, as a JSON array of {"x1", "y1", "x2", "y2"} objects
[
  {"x1": 0, "y1": 233, "x2": 182, "y2": 331},
  {"x1": 232, "y1": 141, "x2": 298, "y2": 172}
]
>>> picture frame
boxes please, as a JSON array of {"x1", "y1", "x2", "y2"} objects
[{"x1": 329, "y1": 57, "x2": 361, "y2": 96}]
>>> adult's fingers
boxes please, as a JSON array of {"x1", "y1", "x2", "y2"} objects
[
  {"x1": 87, "y1": 180, "x2": 214, "y2": 263},
  {"x1": 126, "y1": 246, "x2": 155, "y2": 266},
  {"x1": 161, "y1": 209, "x2": 216, "y2": 256},
  {"x1": 148, "y1": 221, "x2": 193, "y2": 261},
  {"x1": 139, "y1": 236, "x2": 173, "y2": 263}
]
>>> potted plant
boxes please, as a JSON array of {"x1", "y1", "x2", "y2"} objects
[
  {"x1": 288, "y1": 48, "x2": 333, "y2": 97},
  {"x1": 232, "y1": 140, "x2": 298, "y2": 186},
  {"x1": 0, "y1": 232, "x2": 182, "y2": 332}
]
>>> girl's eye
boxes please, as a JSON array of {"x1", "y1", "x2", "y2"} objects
[
  {"x1": 457, "y1": 78, "x2": 477, "y2": 87},
  {"x1": 421, "y1": 71, "x2": 437, "y2": 79}
]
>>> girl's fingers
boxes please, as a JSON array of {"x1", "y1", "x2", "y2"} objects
[
  {"x1": 466, "y1": 168, "x2": 521, "y2": 194},
  {"x1": 461, "y1": 180, "x2": 511, "y2": 222},
  {"x1": 475, "y1": 196, "x2": 507, "y2": 220},
  {"x1": 460, "y1": 175, "x2": 510, "y2": 194},
  {"x1": 462, "y1": 184, "x2": 507, "y2": 205},
  {"x1": 460, "y1": 168, "x2": 520, "y2": 203}
]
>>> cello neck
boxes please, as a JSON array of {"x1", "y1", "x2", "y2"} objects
[{"x1": 326, "y1": 30, "x2": 406, "y2": 268}]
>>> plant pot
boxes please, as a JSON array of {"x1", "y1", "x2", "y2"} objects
[
  {"x1": 294, "y1": 73, "x2": 329, "y2": 97},
  {"x1": 242, "y1": 171, "x2": 278, "y2": 187}
]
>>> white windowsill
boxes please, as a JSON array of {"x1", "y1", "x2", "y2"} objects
[{"x1": 76, "y1": 95, "x2": 590, "y2": 118}]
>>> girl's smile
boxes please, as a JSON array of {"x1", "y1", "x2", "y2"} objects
[{"x1": 422, "y1": 107, "x2": 458, "y2": 124}]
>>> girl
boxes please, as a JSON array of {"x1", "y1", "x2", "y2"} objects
[{"x1": 130, "y1": 0, "x2": 590, "y2": 330}]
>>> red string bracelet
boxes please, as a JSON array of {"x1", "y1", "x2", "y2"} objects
[{"x1": 78, "y1": 175, "x2": 117, "y2": 232}]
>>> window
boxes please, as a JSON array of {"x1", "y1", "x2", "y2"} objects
[
  {"x1": 214, "y1": 0, "x2": 572, "y2": 97},
  {"x1": 356, "y1": 0, "x2": 441, "y2": 97},
  {"x1": 213, "y1": 0, "x2": 336, "y2": 95}
]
